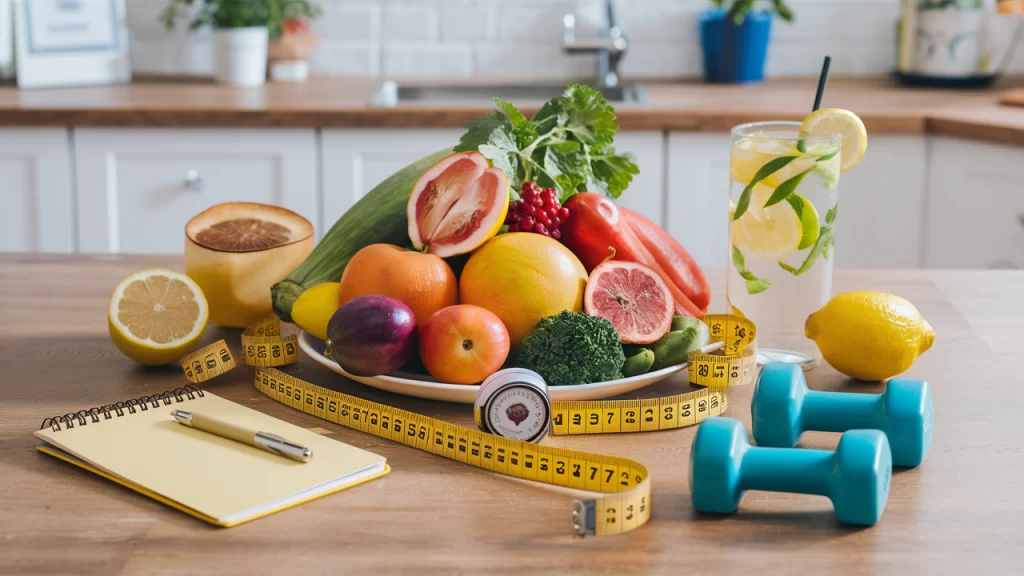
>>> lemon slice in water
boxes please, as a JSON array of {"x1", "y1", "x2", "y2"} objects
[
  {"x1": 108, "y1": 269, "x2": 208, "y2": 366},
  {"x1": 736, "y1": 185, "x2": 803, "y2": 261},
  {"x1": 799, "y1": 108, "x2": 867, "y2": 172}
]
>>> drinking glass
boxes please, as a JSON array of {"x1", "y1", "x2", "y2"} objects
[{"x1": 727, "y1": 121, "x2": 841, "y2": 369}]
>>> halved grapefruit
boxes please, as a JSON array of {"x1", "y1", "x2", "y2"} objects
[
  {"x1": 407, "y1": 151, "x2": 509, "y2": 258},
  {"x1": 584, "y1": 261, "x2": 674, "y2": 344}
]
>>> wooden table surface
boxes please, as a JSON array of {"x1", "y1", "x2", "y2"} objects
[
  {"x1": 1, "y1": 77, "x2": 1024, "y2": 145},
  {"x1": 2, "y1": 255, "x2": 1022, "y2": 575}
]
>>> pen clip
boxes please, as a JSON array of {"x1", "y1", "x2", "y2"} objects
[{"x1": 255, "y1": 432, "x2": 313, "y2": 463}]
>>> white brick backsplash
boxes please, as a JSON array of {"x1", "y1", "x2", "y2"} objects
[
  {"x1": 495, "y1": 0, "x2": 585, "y2": 41},
  {"x1": 312, "y1": 42, "x2": 381, "y2": 76},
  {"x1": 125, "y1": 0, "x2": 909, "y2": 80},
  {"x1": 475, "y1": 43, "x2": 594, "y2": 80},
  {"x1": 384, "y1": 43, "x2": 472, "y2": 77},
  {"x1": 440, "y1": 0, "x2": 495, "y2": 42},
  {"x1": 313, "y1": 1, "x2": 381, "y2": 42},
  {"x1": 383, "y1": 3, "x2": 439, "y2": 41},
  {"x1": 620, "y1": 42, "x2": 703, "y2": 78}
]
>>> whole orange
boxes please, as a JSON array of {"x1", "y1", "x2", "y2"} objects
[
  {"x1": 459, "y1": 233, "x2": 587, "y2": 348},
  {"x1": 338, "y1": 244, "x2": 457, "y2": 329},
  {"x1": 419, "y1": 305, "x2": 510, "y2": 384}
]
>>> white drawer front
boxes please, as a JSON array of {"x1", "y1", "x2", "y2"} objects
[
  {"x1": 926, "y1": 137, "x2": 1024, "y2": 269},
  {"x1": 0, "y1": 128, "x2": 73, "y2": 253},
  {"x1": 75, "y1": 129, "x2": 317, "y2": 254}
]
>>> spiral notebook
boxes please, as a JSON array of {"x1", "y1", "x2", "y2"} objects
[{"x1": 34, "y1": 387, "x2": 389, "y2": 527}]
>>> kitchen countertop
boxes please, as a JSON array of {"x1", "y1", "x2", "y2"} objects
[
  {"x1": 0, "y1": 77, "x2": 1023, "y2": 145},
  {"x1": 2, "y1": 255, "x2": 1022, "y2": 575}
]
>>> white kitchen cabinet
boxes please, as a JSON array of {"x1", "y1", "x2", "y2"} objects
[
  {"x1": 74, "y1": 128, "x2": 318, "y2": 254},
  {"x1": 320, "y1": 129, "x2": 666, "y2": 231},
  {"x1": 666, "y1": 133, "x2": 730, "y2": 270},
  {"x1": 926, "y1": 137, "x2": 1024, "y2": 269},
  {"x1": 667, "y1": 133, "x2": 928, "y2": 270},
  {"x1": 834, "y1": 135, "x2": 927, "y2": 268},
  {"x1": 608, "y1": 131, "x2": 666, "y2": 227},
  {"x1": 320, "y1": 129, "x2": 463, "y2": 232},
  {"x1": 0, "y1": 128, "x2": 73, "y2": 252}
]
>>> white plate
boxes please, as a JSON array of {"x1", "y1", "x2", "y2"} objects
[{"x1": 298, "y1": 331, "x2": 692, "y2": 404}]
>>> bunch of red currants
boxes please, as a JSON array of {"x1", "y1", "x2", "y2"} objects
[{"x1": 504, "y1": 181, "x2": 571, "y2": 239}]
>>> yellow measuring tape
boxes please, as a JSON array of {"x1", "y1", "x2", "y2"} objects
[{"x1": 179, "y1": 313, "x2": 755, "y2": 536}]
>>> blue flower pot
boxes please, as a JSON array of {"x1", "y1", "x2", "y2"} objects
[{"x1": 699, "y1": 9, "x2": 772, "y2": 84}]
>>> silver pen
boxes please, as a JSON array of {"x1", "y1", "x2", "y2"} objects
[{"x1": 171, "y1": 409, "x2": 313, "y2": 463}]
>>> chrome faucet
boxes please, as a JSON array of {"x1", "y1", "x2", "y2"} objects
[{"x1": 562, "y1": 0, "x2": 629, "y2": 88}]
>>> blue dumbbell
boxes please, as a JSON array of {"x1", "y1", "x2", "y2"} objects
[
  {"x1": 751, "y1": 363, "x2": 932, "y2": 467},
  {"x1": 691, "y1": 417, "x2": 891, "y2": 526}
]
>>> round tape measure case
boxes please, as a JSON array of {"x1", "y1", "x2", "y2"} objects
[{"x1": 475, "y1": 369, "x2": 551, "y2": 443}]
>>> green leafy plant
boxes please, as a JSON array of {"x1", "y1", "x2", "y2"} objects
[
  {"x1": 711, "y1": 0, "x2": 795, "y2": 24},
  {"x1": 161, "y1": 0, "x2": 321, "y2": 39},
  {"x1": 455, "y1": 84, "x2": 640, "y2": 202}
]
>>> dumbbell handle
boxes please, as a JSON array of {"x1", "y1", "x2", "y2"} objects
[
  {"x1": 741, "y1": 446, "x2": 834, "y2": 497},
  {"x1": 801, "y1": 391, "x2": 881, "y2": 434}
]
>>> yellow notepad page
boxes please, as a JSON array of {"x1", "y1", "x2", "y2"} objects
[{"x1": 35, "y1": 392, "x2": 387, "y2": 526}]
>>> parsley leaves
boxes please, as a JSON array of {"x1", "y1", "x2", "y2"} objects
[{"x1": 454, "y1": 85, "x2": 640, "y2": 202}]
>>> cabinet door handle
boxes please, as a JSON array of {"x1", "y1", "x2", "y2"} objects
[
  {"x1": 185, "y1": 170, "x2": 202, "y2": 192},
  {"x1": 1019, "y1": 214, "x2": 1024, "y2": 230}
]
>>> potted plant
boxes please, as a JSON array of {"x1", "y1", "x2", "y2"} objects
[
  {"x1": 161, "y1": 0, "x2": 321, "y2": 87},
  {"x1": 699, "y1": 0, "x2": 794, "y2": 83}
]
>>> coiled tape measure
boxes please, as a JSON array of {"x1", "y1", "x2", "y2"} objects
[{"x1": 180, "y1": 313, "x2": 756, "y2": 537}]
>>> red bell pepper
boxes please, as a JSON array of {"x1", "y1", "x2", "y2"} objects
[
  {"x1": 561, "y1": 193, "x2": 704, "y2": 318},
  {"x1": 620, "y1": 207, "x2": 711, "y2": 312}
]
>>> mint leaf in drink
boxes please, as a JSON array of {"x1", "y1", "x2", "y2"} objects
[
  {"x1": 733, "y1": 245, "x2": 772, "y2": 294},
  {"x1": 764, "y1": 166, "x2": 815, "y2": 208},
  {"x1": 734, "y1": 155, "x2": 799, "y2": 220},
  {"x1": 826, "y1": 202, "x2": 838, "y2": 225},
  {"x1": 778, "y1": 226, "x2": 835, "y2": 276},
  {"x1": 816, "y1": 148, "x2": 840, "y2": 162}
]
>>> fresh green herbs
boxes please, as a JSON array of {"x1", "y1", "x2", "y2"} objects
[
  {"x1": 455, "y1": 85, "x2": 640, "y2": 202},
  {"x1": 161, "y1": 0, "x2": 321, "y2": 39}
]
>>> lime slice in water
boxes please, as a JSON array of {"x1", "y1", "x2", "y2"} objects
[{"x1": 785, "y1": 194, "x2": 820, "y2": 250}]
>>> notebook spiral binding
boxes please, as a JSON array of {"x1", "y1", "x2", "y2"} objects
[{"x1": 40, "y1": 385, "x2": 205, "y2": 432}]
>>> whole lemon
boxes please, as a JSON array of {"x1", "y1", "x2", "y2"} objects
[
  {"x1": 459, "y1": 233, "x2": 588, "y2": 348},
  {"x1": 806, "y1": 291, "x2": 935, "y2": 381},
  {"x1": 290, "y1": 281, "x2": 341, "y2": 341}
]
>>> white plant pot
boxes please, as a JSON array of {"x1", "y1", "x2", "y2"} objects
[{"x1": 213, "y1": 27, "x2": 268, "y2": 87}]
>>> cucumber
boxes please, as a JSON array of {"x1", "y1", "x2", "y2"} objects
[{"x1": 272, "y1": 148, "x2": 454, "y2": 321}]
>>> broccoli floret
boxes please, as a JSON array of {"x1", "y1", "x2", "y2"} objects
[{"x1": 516, "y1": 311, "x2": 625, "y2": 386}]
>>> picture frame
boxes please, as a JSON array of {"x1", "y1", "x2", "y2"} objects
[{"x1": 13, "y1": 0, "x2": 130, "y2": 89}]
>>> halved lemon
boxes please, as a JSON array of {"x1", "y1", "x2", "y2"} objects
[
  {"x1": 108, "y1": 269, "x2": 208, "y2": 366},
  {"x1": 736, "y1": 185, "x2": 802, "y2": 261},
  {"x1": 799, "y1": 108, "x2": 867, "y2": 172}
]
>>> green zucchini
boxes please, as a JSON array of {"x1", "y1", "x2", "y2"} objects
[{"x1": 272, "y1": 147, "x2": 454, "y2": 321}]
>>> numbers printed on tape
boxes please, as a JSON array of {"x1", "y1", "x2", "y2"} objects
[
  {"x1": 177, "y1": 314, "x2": 755, "y2": 537},
  {"x1": 688, "y1": 314, "x2": 757, "y2": 388}
]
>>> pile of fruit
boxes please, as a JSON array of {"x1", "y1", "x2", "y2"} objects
[
  {"x1": 104, "y1": 85, "x2": 934, "y2": 386},
  {"x1": 277, "y1": 86, "x2": 713, "y2": 386}
]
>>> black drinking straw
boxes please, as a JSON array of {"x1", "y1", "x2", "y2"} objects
[{"x1": 812, "y1": 56, "x2": 832, "y2": 112}]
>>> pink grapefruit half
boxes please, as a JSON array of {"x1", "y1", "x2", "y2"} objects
[
  {"x1": 584, "y1": 260, "x2": 674, "y2": 344},
  {"x1": 407, "y1": 151, "x2": 509, "y2": 258}
]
